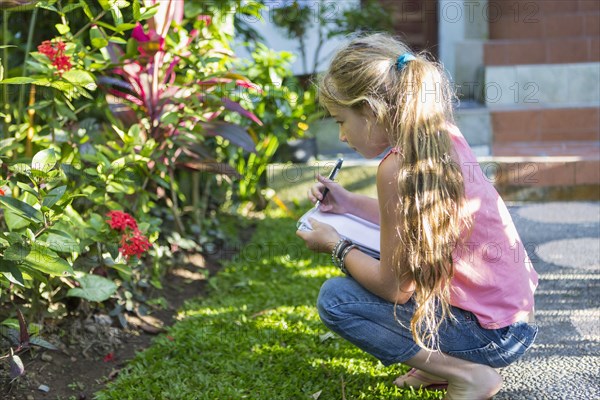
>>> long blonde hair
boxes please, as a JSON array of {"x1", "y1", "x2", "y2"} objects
[{"x1": 318, "y1": 33, "x2": 469, "y2": 350}]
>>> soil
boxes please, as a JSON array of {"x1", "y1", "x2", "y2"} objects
[{"x1": 0, "y1": 252, "x2": 225, "y2": 400}]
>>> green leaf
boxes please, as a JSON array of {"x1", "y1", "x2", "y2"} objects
[
  {"x1": 97, "y1": 0, "x2": 110, "y2": 10},
  {"x1": 95, "y1": 21, "x2": 117, "y2": 32},
  {"x1": 90, "y1": 25, "x2": 109, "y2": 49},
  {"x1": 67, "y1": 274, "x2": 117, "y2": 302},
  {"x1": 91, "y1": 37, "x2": 108, "y2": 49},
  {"x1": 62, "y1": 3, "x2": 83, "y2": 13},
  {"x1": 28, "y1": 249, "x2": 73, "y2": 276},
  {"x1": 30, "y1": 336, "x2": 58, "y2": 350},
  {"x1": 0, "y1": 137, "x2": 15, "y2": 149},
  {"x1": 5, "y1": 243, "x2": 73, "y2": 276},
  {"x1": 4, "y1": 202, "x2": 35, "y2": 231},
  {"x1": 0, "y1": 196, "x2": 44, "y2": 224},
  {"x1": 115, "y1": 23, "x2": 136, "y2": 33},
  {"x1": 42, "y1": 229, "x2": 79, "y2": 253},
  {"x1": 10, "y1": 163, "x2": 32, "y2": 177},
  {"x1": 16, "y1": 182, "x2": 38, "y2": 198},
  {"x1": 80, "y1": 0, "x2": 93, "y2": 19},
  {"x1": 26, "y1": 228, "x2": 36, "y2": 242},
  {"x1": 62, "y1": 70, "x2": 97, "y2": 90},
  {"x1": 0, "y1": 260, "x2": 25, "y2": 287},
  {"x1": 108, "y1": 263, "x2": 132, "y2": 279},
  {"x1": 138, "y1": 4, "x2": 159, "y2": 20},
  {"x1": 35, "y1": 2, "x2": 58, "y2": 12},
  {"x1": 32, "y1": 148, "x2": 57, "y2": 173},
  {"x1": 132, "y1": 0, "x2": 140, "y2": 20},
  {"x1": 108, "y1": 36, "x2": 127, "y2": 44},
  {"x1": 42, "y1": 185, "x2": 66, "y2": 208},
  {"x1": 55, "y1": 23, "x2": 70, "y2": 35},
  {"x1": 0, "y1": 77, "x2": 37, "y2": 85},
  {"x1": 107, "y1": 181, "x2": 135, "y2": 194}
]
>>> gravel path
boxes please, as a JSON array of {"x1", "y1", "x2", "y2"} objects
[{"x1": 496, "y1": 202, "x2": 600, "y2": 400}]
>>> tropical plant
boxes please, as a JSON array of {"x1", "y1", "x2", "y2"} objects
[
  {"x1": 0, "y1": 309, "x2": 58, "y2": 380},
  {"x1": 0, "y1": 0, "x2": 278, "y2": 327},
  {"x1": 229, "y1": 42, "x2": 313, "y2": 208},
  {"x1": 0, "y1": 1, "x2": 163, "y2": 349},
  {"x1": 0, "y1": 0, "x2": 311, "y2": 349},
  {"x1": 0, "y1": 144, "x2": 156, "y2": 309},
  {"x1": 99, "y1": 0, "x2": 264, "y2": 233}
]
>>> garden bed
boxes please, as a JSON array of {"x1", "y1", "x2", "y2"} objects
[{"x1": 1, "y1": 251, "x2": 226, "y2": 400}]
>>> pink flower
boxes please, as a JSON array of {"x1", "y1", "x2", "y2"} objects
[
  {"x1": 197, "y1": 15, "x2": 212, "y2": 26},
  {"x1": 131, "y1": 23, "x2": 164, "y2": 58}
]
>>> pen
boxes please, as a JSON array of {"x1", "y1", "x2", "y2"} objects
[{"x1": 315, "y1": 157, "x2": 343, "y2": 209}]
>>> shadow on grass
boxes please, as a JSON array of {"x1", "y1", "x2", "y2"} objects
[{"x1": 95, "y1": 213, "x2": 444, "y2": 400}]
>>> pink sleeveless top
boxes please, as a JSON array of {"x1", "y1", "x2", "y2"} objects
[{"x1": 381, "y1": 126, "x2": 538, "y2": 329}]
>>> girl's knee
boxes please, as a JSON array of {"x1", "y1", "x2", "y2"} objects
[{"x1": 316, "y1": 277, "x2": 352, "y2": 320}]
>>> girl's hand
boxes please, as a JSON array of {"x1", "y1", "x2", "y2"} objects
[
  {"x1": 296, "y1": 218, "x2": 341, "y2": 254},
  {"x1": 308, "y1": 174, "x2": 352, "y2": 214}
]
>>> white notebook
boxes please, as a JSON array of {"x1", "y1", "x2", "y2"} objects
[{"x1": 297, "y1": 207, "x2": 381, "y2": 259}]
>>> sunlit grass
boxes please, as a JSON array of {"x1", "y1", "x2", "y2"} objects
[{"x1": 96, "y1": 211, "x2": 444, "y2": 400}]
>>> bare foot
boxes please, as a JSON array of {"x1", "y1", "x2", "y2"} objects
[
  {"x1": 444, "y1": 365, "x2": 502, "y2": 400},
  {"x1": 394, "y1": 368, "x2": 448, "y2": 389}
]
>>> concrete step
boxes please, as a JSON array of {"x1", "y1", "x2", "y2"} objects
[
  {"x1": 483, "y1": 63, "x2": 600, "y2": 109},
  {"x1": 454, "y1": 101, "x2": 491, "y2": 155}
]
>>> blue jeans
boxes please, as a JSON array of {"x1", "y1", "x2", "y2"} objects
[{"x1": 317, "y1": 277, "x2": 538, "y2": 368}]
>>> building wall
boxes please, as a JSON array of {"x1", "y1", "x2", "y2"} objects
[
  {"x1": 483, "y1": 0, "x2": 600, "y2": 148},
  {"x1": 232, "y1": 0, "x2": 360, "y2": 76}
]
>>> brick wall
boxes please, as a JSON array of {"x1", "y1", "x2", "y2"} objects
[
  {"x1": 485, "y1": 0, "x2": 600, "y2": 65},
  {"x1": 377, "y1": 0, "x2": 439, "y2": 56},
  {"x1": 485, "y1": 0, "x2": 600, "y2": 190}
]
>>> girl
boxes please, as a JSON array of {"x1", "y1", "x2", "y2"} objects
[{"x1": 296, "y1": 34, "x2": 538, "y2": 399}]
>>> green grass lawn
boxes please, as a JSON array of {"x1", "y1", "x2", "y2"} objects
[
  {"x1": 267, "y1": 163, "x2": 379, "y2": 210},
  {"x1": 96, "y1": 182, "x2": 444, "y2": 399}
]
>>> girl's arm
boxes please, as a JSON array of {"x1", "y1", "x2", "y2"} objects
[
  {"x1": 347, "y1": 193, "x2": 380, "y2": 224},
  {"x1": 310, "y1": 175, "x2": 380, "y2": 224},
  {"x1": 343, "y1": 153, "x2": 414, "y2": 304}
]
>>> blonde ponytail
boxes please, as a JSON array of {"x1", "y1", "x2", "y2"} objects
[{"x1": 318, "y1": 33, "x2": 469, "y2": 350}]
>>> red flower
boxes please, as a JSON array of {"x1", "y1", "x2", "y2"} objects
[
  {"x1": 106, "y1": 210, "x2": 138, "y2": 232},
  {"x1": 106, "y1": 210, "x2": 151, "y2": 259},
  {"x1": 38, "y1": 40, "x2": 57, "y2": 59},
  {"x1": 119, "y1": 229, "x2": 152, "y2": 259},
  {"x1": 53, "y1": 55, "x2": 72, "y2": 72},
  {"x1": 37, "y1": 39, "x2": 72, "y2": 75},
  {"x1": 103, "y1": 352, "x2": 115, "y2": 362},
  {"x1": 0, "y1": 188, "x2": 5, "y2": 196}
]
